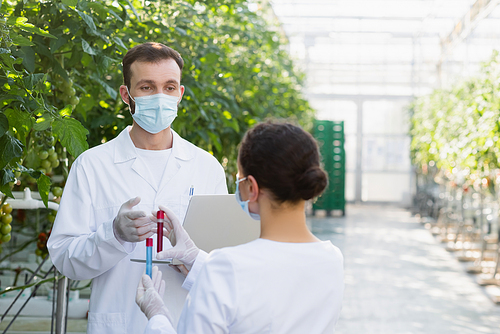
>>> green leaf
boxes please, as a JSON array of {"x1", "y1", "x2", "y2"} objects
[
  {"x1": 0, "y1": 169, "x2": 14, "y2": 198},
  {"x1": 204, "y1": 53, "x2": 218, "y2": 64},
  {"x1": 6, "y1": 16, "x2": 27, "y2": 25},
  {"x1": 0, "y1": 53, "x2": 16, "y2": 72},
  {"x1": 1, "y1": 168, "x2": 14, "y2": 184},
  {"x1": 49, "y1": 35, "x2": 68, "y2": 54},
  {"x1": 15, "y1": 163, "x2": 41, "y2": 179},
  {"x1": 23, "y1": 73, "x2": 45, "y2": 91},
  {"x1": 0, "y1": 134, "x2": 24, "y2": 170},
  {"x1": 208, "y1": 131, "x2": 222, "y2": 153},
  {"x1": 59, "y1": 105, "x2": 72, "y2": 117},
  {"x1": 33, "y1": 113, "x2": 54, "y2": 131},
  {"x1": 11, "y1": 34, "x2": 34, "y2": 46},
  {"x1": 90, "y1": 75, "x2": 118, "y2": 100},
  {"x1": 20, "y1": 45, "x2": 35, "y2": 72},
  {"x1": 112, "y1": 36, "x2": 128, "y2": 52},
  {"x1": 51, "y1": 60, "x2": 70, "y2": 83},
  {"x1": 4, "y1": 109, "x2": 33, "y2": 144},
  {"x1": 10, "y1": 17, "x2": 57, "y2": 39},
  {"x1": 82, "y1": 39, "x2": 97, "y2": 55},
  {"x1": 107, "y1": 9, "x2": 124, "y2": 22},
  {"x1": 0, "y1": 113, "x2": 8, "y2": 137},
  {"x1": 37, "y1": 173, "x2": 51, "y2": 208},
  {"x1": 53, "y1": 117, "x2": 89, "y2": 158},
  {"x1": 175, "y1": 27, "x2": 187, "y2": 36},
  {"x1": 124, "y1": 0, "x2": 140, "y2": 21},
  {"x1": 75, "y1": 9, "x2": 97, "y2": 31},
  {"x1": 62, "y1": 0, "x2": 78, "y2": 6}
]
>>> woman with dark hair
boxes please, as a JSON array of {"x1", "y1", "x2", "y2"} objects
[{"x1": 136, "y1": 121, "x2": 344, "y2": 333}]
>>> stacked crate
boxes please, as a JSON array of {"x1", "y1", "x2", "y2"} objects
[{"x1": 313, "y1": 120, "x2": 346, "y2": 216}]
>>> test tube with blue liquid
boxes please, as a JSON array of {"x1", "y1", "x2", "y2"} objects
[{"x1": 146, "y1": 238, "x2": 153, "y2": 278}]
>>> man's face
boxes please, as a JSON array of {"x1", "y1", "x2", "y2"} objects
[{"x1": 120, "y1": 58, "x2": 185, "y2": 114}]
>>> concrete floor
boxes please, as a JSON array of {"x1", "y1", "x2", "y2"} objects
[
  {"x1": 311, "y1": 204, "x2": 500, "y2": 334},
  {"x1": 0, "y1": 316, "x2": 87, "y2": 333},
  {"x1": 3, "y1": 204, "x2": 500, "y2": 333}
]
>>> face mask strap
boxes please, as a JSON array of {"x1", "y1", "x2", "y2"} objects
[
  {"x1": 125, "y1": 86, "x2": 136, "y2": 103},
  {"x1": 235, "y1": 176, "x2": 247, "y2": 185}
]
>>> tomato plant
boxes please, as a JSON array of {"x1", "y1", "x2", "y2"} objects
[
  {"x1": 0, "y1": 0, "x2": 314, "y2": 286},
  {"x1": 410, "y1": 51, "x2": 500, "y2": 192},
  {"x1": 0, "y1": 0, "x2": 313, "y2": 204}
]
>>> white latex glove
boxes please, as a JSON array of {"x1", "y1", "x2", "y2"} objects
[
  {"x1": 136, "y1": 266, "x2": 173, "y2": 322},
  {"x1": 155, "y1": 205, "x2": 200, "y2": 266},
  {"x1": 113, "y1": 197, "x2": 154, "y2": 243}
]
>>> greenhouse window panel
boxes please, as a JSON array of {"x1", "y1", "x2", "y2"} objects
[
  {"x1": 272, "y1": 1, "x2": 462, "y2": 18},
  {"x1": 271, "y1": 0, "x2": 476, "y2": 19},
  {"x1": 309, "y1": 84, "x2": 416, "y2": 97}
]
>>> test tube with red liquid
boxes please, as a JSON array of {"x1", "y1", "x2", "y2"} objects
[{"x1": 157, "y1": 210, "x2": 165, "y2": 252}]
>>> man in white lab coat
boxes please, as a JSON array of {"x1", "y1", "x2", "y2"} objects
[{"x1": 47, "y1": 42, "x2": 228, "y2": 333}]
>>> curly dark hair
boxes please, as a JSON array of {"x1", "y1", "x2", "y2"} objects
[{"x1": 238, "y1": 121, "x2": 328, "y2": 204}]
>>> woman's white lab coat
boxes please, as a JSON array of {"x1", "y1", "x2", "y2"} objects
[
  {"x1": 145, "y1": 238, "x2": 344, "y2": 333},
  {"x1": 47, "y1": 126, "x2": 227, "y2": 333}
]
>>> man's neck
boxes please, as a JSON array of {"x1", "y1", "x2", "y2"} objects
[{"x1": 129, "y1": 123, "x2": 173, "y2": 150}]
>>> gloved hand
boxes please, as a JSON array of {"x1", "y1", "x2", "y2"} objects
[
  {"x1": 113, "y1": 197, "x2": 154, "y2": 243},
  {"x1": 136, "y1": 266, "x2": 173, "y2": 322},
  {"x1": 155, "y1": 205, "x2": 200, "y2": 266}
]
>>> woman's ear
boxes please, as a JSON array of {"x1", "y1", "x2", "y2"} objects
[{"x1": 247, "y1": 175, "x2": 260, "y2": 202}]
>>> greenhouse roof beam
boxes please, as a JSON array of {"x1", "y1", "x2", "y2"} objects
[
  {"x1": 288, "y1": 32, "x2": 440, "y2": 39},
  {"x1": 440, "y1": 0, "x2": 500, "y2": 63},
  {"x1": 277, "y1": 15, "x2": 426, "y2": 20},
  {"x1": 307, "y1": 93, "x2": 413, "y2": 100},
  {"x1": 307, "y1": 82, "x2": 434, "y2": 87}
]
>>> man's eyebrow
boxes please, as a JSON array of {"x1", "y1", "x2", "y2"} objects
[
  {"x1": 135, "y1": 79, "x2": 156, "y2": 87},
  {"x1": 165, "y1": 79, "x2": 179, "y2": 85},
  {"x1": 134, "y1": 79, "x2": 179, "y2": 86}
]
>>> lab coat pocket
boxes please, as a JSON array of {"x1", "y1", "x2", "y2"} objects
[
  {"x1": 87, "y1": 312, "x2": 127, "y2": 334},
  {"x1": 180, "y1": 194, "x2": 191, "y2": 224}
]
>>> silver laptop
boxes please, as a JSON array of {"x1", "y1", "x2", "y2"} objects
[{"x1": 182, "y1": 194, "x2": 261, "y2": 252}]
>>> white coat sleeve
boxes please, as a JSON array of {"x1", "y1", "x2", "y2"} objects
[
  {"x1": 47, "y1": 160, "x2": 133, "y2": 280},
  {"x1": 181, "y1": 250, "x2": 208, "y2": 291},
  {"x1": 144, "y1": 315, "x2": 177, "y2": 334},
  {"x1": 177, "y1": 251, "x2": 237, "y2": 333}
]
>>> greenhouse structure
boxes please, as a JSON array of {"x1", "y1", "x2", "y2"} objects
[{"x1": 1, "y1": 0, "x2": 500, "y2": 333}]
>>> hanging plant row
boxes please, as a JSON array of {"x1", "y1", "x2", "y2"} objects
[{"x1": 410, "y1": 50, "x2": 500, "y2": 192}]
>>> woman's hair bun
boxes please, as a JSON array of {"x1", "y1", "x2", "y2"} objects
[{"x1": 296, "y1": 166, "x2": 328, "y2": 201}]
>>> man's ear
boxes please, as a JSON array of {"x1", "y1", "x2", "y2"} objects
[
  {"x1": 178, "y1": 85, "x2": 185, "y2": 105},
  {"x1": 119, "y1": 85, "x2": 130, "y2": 105},
  {"x1": 247, "y1": 175, "x2": 260, "y2": 202}
]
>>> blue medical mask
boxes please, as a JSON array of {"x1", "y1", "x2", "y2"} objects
[
  {"x1": 126, "y1": 87, "x2": 179, "y2": 134},
  {"x1": 235, "y1": 177, "x2": 260, "y2": 221}
]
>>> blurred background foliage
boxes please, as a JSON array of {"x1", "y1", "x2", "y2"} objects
[
  {"x1": 0, "y1": 0, "x2": 314, "y2": 199},
  {"x1": 0, "y1": 0, "x2": 313, "y2": 257},
  {"x1": 410, "y1": 50, "x2": 500, "y2": 192}
]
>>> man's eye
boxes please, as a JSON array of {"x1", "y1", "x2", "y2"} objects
[{"x1": 141, "y1": 87, "x2": 151, "y2": 90}]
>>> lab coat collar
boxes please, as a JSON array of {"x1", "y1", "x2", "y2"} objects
[
  {"x1": 113, "y1": 126, "x2": 194, "y2": 164},
  {"x1": 171, "y1": 129, "x2": 194, "y2": 161},
  {"x1": 113, "y1": 127, "x2": 137, "y2": 163}
]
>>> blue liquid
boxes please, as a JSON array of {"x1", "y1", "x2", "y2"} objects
[{"x1": 146, "y1": 246, "x2": 152, "y2": 278}]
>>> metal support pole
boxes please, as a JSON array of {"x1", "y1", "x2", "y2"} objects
[
  {"x1": 55, "y1": 276, "x2": 69, "y2": 334},
  {"x1": 355, "y1": 99, "x2": 363, "y2": 203}
]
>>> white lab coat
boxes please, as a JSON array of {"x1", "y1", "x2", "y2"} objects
[
  {"x1": 47, "y1": 126, "x2": 228, "y2": 334},
  {"x1": 145, "y1": 238, "x2": 344, "y2": 333}
]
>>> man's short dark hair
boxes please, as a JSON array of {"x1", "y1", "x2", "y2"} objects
[{"x1": 122, "y1": 42, "x2": 184, "y2": 88}]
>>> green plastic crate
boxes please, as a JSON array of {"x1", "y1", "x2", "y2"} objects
[{"x1": 312, "y1": 120, "x2": 346, "y2": 216}]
